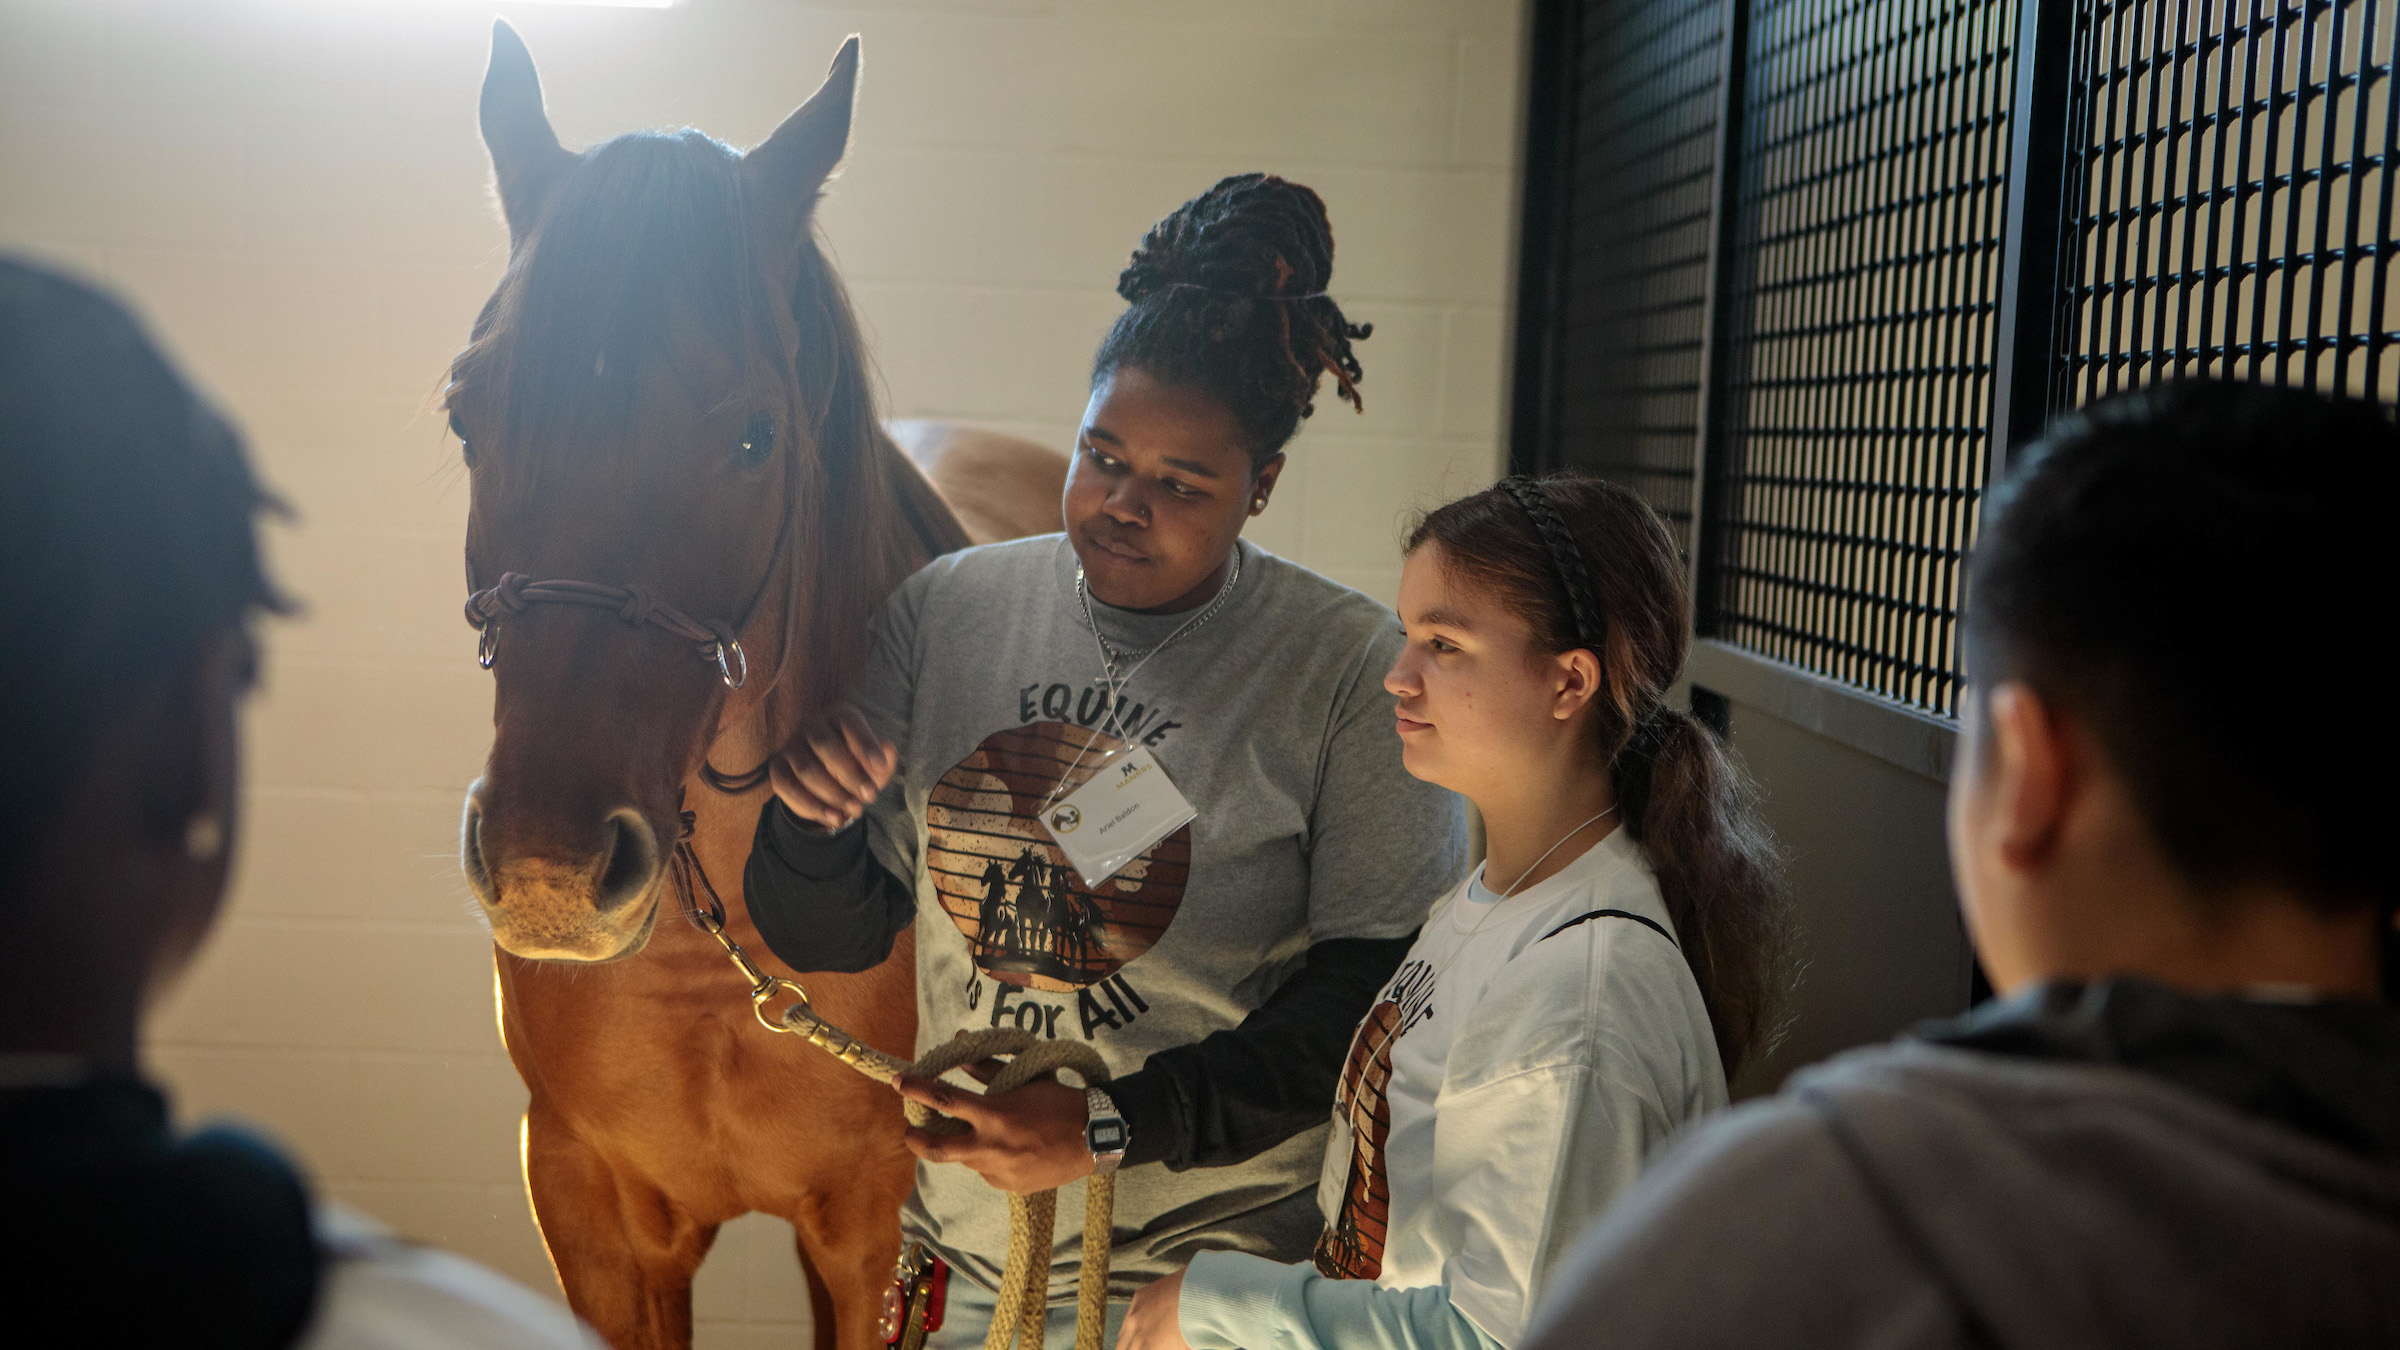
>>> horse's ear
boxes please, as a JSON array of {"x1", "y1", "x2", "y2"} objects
[
  {"x1": 742, "y1": 36, "x2": 860, "y2": 242},
  {"x1": 481, "y1": 19, "x2": 576, "y2": 249}
]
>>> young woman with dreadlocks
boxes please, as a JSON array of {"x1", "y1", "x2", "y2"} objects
[
  {"x1": 1118, "y1": 476, "x2": 1794, "y2": 1350},
  {"x1": 745, "y1": 175, "x2": 1468, "y2": 1348}
]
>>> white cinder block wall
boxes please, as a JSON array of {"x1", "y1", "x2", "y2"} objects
[{"x1": 0, "y1": 1, "x2": 1524, "y2": 1344}]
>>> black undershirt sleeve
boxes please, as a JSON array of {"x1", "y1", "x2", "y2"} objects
[
  {"x1": 1108, "y1": 931, "x2": 1415, "y2": 1171},
  {"x1": 744, "y1": 797, "x2": 1412, "y2": 1173},
  {"x1": 743, "y1": 798, "x2": 916, "y2": 975}
]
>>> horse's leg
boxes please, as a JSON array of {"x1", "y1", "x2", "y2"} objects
[
  {"x1": 525, "y1": 1111, "x2": 715, "y2": 1350},
  {"x1": 793, "y1": 1233, "x2": 837, "y2": 1350},
  {"x1": 791, "y1": 1176, "x2": 910, "y2": 1350}
]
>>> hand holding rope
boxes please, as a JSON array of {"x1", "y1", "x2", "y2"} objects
[{"x1": 671, "y1": 796, "x2": 1114, "y2": 1350}]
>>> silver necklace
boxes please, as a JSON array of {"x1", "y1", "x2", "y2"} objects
[
  {"x1": 1074, "y1": 547, "x2": 1243, "y2": 706},
  {"x1": 1493, "y1": 806, "x2": 1618, "y2": 898},
  {"x1": 1043, "y1": 548, "x2": 1243, "y2": 804},
  {"x1": 1429, "y1": 804, "x2": 1621, "y2": 993}
]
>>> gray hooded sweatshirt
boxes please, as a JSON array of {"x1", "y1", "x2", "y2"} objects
[{"x1": 1522, "y1": 981, "x2": 2400, "y2": 1348}]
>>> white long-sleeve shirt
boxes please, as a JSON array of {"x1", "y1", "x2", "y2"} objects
[{"x1": 1180, "y1": 828, "x2": 1727, "y2": 1350}]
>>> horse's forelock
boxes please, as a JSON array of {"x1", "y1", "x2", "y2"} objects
[{"x1": 463, "y1": 130, "x2": 767, "y2": 457}]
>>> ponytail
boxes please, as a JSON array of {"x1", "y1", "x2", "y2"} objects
[
  {"x1": 1614, "y1": 706, "x2": 1790, "y2": 1076},
  {"x1": 1410, "y1": 478, "x2": 1795, "y2": 1077}
]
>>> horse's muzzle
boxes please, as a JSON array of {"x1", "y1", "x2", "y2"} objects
[{"x1": 462, "y1": 784, "x2": 665, "y2": 962}]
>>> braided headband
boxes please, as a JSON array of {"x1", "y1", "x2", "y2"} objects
[
  {"x1": 1497, "y1": 476, "x2": 1605, "y2": 654},
  {"x1": 1496, "y1": 476, "x2": 1687, "y2": 760}
]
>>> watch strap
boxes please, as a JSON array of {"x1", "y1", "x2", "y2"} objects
[{"x1": 1084, "y1": 1086, "x2": 1128, "y2": 1174}]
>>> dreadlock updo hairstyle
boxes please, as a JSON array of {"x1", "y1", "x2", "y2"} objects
[
  {"x1": 1408, "y1": 476, "x2": 1795, "y2": 1078},
  {"x1": 1093, "y1": 173, "x2": 1371, "y2": 467}
]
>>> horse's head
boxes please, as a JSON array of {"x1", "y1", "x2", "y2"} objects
[{"x1": 449, "y1": 23, "x2": 889, "y2": 961}]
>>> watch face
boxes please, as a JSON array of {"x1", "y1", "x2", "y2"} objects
[{"x1": 1088, "y1": 1119, "x2": 1127, "y2": 1152}]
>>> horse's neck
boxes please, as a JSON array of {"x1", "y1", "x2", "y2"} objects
[{"x1": 692, "y1": 424, "x2": 968, "y2": 823}]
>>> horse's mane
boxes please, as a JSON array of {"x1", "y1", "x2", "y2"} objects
[{"x1": 451, "y1": 129, "x2": 928, "y2": 737}]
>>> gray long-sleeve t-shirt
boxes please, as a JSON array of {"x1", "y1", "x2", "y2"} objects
[{"x1": 751, "y1": 535, "x2": 1468, "y2": 1301}]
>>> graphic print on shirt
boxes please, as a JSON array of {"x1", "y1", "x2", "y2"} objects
[
  {"x1": 926, "y1": 719, "x2": 1191, "y2": 993},
  {"x1": 1313, "y1": 957, "x2": 1437, "y2": 1279}
]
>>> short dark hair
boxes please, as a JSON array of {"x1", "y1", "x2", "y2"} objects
[
  {"x1": 1966, "y1": 379, "x2": 2395, "y2": 912},
  {"x1": 0, "y1": 258, "x2": 287, "y2": 875},
  {"x1": 1092, "y1": 174, "x2": 1371, "y2": 467}
]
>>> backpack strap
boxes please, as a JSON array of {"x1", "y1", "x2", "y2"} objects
[{"x1": 1539, "y1": 908, "x2": 1677, "y2": 948}]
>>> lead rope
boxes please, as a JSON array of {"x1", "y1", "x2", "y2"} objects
[{"x1": 671, "y1": 796, "x2": 1113, "y2": 1350}]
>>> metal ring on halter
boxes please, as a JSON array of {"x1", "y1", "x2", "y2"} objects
[
  {"x1": 478, "y1": 626, "x2": 498, "y2": 669},
  {"x1": 751, "y1": 975, "x2": 811, "y2": 1032},
  {"x1": 714, "y1": 638, "x2": 749, "y2": 690}
]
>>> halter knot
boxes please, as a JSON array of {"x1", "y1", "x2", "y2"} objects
[
  {"x1": 618, "y1": 586, "x2": 659, "y2": 628},
  {"x1": 498, "y1": 572, "x2": 535, "y2": 613}
]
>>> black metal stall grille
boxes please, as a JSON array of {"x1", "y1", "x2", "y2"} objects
[
  {"x1": 1515, "y1": 0, "x2": 1728, "y2": 557},
  {"x1": 1705, "y1": 0, "x2": 2015, "y2": 716},
  {"x1": 2053, "y1": 0, "x2": 2399, "y2": 404},
  {"x1": 1517, "y1": 0, "x2": 2398, "y2": 746}
]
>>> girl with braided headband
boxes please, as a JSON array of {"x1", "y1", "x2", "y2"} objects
[{"x1": 1125, "y1": 475, "x2": 1794, "y2": 1350}]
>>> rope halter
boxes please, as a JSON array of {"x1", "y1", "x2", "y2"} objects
[{"x1": 465, "y1": 572, "x2": 749, "y2": 689}]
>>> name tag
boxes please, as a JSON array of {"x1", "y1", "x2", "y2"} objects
[{"x1": 1041, "y1": 745, "x2": 1197, "y2": 887}]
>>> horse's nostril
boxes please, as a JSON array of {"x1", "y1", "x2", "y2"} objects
[
  {"x1": 594, "y1": 809, "x2": 661, "y2": 914},
  {"x1": 460, "y1": 796, "x2": 494, "y2": 903}
]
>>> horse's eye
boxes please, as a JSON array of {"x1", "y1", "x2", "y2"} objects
[
  {"x1": 448, "y1": 408, "x2": 476, "y2": 466},
  {"x1": 734, "y1": 411, "x2": 776, "y2": 469}
]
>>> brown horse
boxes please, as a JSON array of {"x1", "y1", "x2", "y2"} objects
[{"x1": 449, "y1": 24, "x2": 1061, "y2": 1350}]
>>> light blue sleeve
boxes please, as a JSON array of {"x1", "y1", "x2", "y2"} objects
[{"x1": 1178, "y1": 1252, "x2": 1506, "y2": 1350}]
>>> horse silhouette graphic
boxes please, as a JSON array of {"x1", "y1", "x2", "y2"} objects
[{"x1": 925, "y1": 720, "x2": 1190, "y2": 991}]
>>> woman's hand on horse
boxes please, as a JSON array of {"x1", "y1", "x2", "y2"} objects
[
  {"x1": 892, "y1": 1068, "x2": 1097, "y2": 1194},
  {"x1": 770, "y1": 706, "x2": 897, "y2": 830},
  {"x1": 1120, "y1": 1269, "x2": 1192, "y2": 1350}
]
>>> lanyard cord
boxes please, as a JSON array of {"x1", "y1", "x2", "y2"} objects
[
  {"x1": 1073, "y1": 546, "x2": 1243, "y2": 735},
  {"x1": 1047, "y1": 546, "x2": 1242, "y2": 805}
]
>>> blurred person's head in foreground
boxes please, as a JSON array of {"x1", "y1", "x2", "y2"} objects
[
  {"x1": 0, "y1": 257, "x2": 598, "y2": 1350},
  {"x1": 0, "y1": 256, "x2": 286, "y2": 1062}
]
